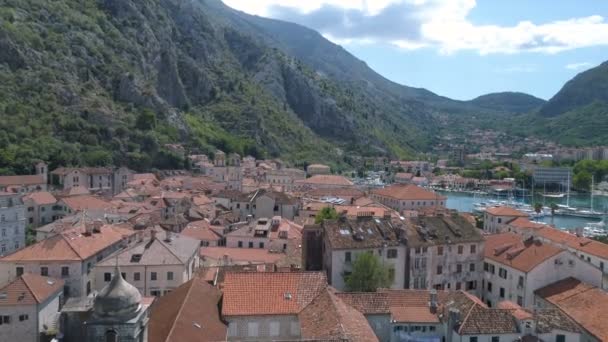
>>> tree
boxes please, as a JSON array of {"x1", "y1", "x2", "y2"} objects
[
  {"x1": 549, "y1": 202, "x2": 558, "y2": 216},
  {"x1": 135, "y1": 109, "x2": 157, "y2": 130},
  {"x1": 573, "y1": 170, "x2": 592, "y2": 191},
  {"x1": 345, "y1": 252, "x2": 392, "y2": 292},
  {"x1": 533, "y1": 202, "x2": 543, "y2": 214},
  {"x1": 315, "y1": 207, "x2": 339, "y2": 224}
]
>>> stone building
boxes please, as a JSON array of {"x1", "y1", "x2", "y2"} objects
[
  {"x1": 0, "y1": 191, "x2": 27, "y2": 256},
  {"x1": 59, "y1": 265, "x2": 153, "y2": 342}
]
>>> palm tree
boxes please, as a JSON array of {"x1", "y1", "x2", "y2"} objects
[
  {"x1": 533, "y1": 202, "x2": 543, "y2": 215},
  {"x1": 549, "y1": 202, "x2": 558, "y2": 225}
]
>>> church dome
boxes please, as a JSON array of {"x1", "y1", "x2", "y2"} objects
[{"x1": 93, "y1": 266, "x2": 142, "y2": 320}]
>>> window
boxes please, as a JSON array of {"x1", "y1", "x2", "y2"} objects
[
  {"x1": 415, "y1": 247, "x2": 421, "y2": 254},
  {"x1": 456, "y1": 264, "x2": 462, "y2": 273},
  {"x1": 248, "y1": 242, "x2": 253, "y2": 248},
  {"x1": 555, "y1": 335, "x2": 565, "y2": 342},
  {"x1": 469, "y1": 263, "x2": 475, "y2": 272},
  {"x1": 470, "y1": 244, "x2": 476, "y2": 253},
  {"x1": 134, "y1": 272, "x2": 141, "y2": 281},
  {"x1": 491, "y1": 337, "x2": 499, "y2": 342},
  {"x1": 151, "y1": 272, "x2": 157, "y2": 281},
  {"x1": 40, "y1": 267, "x2": 48, "y2": 276},
  {"x1": 455, "y1": 282, "x2": 461, "y2": 290},
  {"x1": 167, "y1": 271, "x2": 174, "y2": 280},
  {"x1": 436, "y1": 266, "x2": 442, "y2": 275},
  {"x1": 61, "y1": 266, "x2": 69, "y2": 277},
  {"x1": 104, "y1": 273, "x2": 112, "y2": 282},
  {"x1": 290, "y1": 321, "x2": 300, "y2": 336},
  {"x1": 345, "y1": 252, "x2": 351, "y2": 262},
  {"x1": 500, "y1": 287, "x2": 505, "y2": 298},
  {"x1": 259, "y1": 242, "x2": 264, "y2": 248},
  {"x1": 518, "y1": 276, "x2": 524, "y2": 287},
  {"x1": 121, "y1": 272, "x2": 126, "y2": 280},
  {"x1": 1, "y1": 315, "x2": 11, "y2": 324},
  {"x1": 469, "y1": 337, "x2": 478, "y2": 342},
  {"x1": 457, "y1": 245, "x2": 463, "y2": 254},
  {"x1": 228, "y1": 322, "x2": 238, "y2": 337},
  {"x1": 498, "y1": 218, "x2": 502, "y2": 224},
  {"x1": 601, "y1": 262, "x2": 604, "y2": 270},
  {"x1": 151, "y1": 290, "x2": 161, "y2": 297},
  {"x1": 269, "y1": 321, "x2": 280, "y2": 336},
  {"x1": 247, "y1": 322, "x2": 259, "y2": 337},
  {"x1": 487, "y1": 282, "x2": 493, "y2": 292},
  {"x1": 437, "y1": 246, "x2": 443, "y2": 255},
  {"x1": 467, "y1": 281, "x2": 477, "y2": 290},
  {"x1": 16, "y1": 267, "x2": 23, "y2": 277},
  {"x1": 18, "y1": 314, "x2": 28, "y2": 321},
  {"x1": 238, "y1": 241, "x2": 243, "y2": 248},
  {"x1": 517, "y1": 296, "x2": 523, "y2": 306},
  {"x1": 387, "y1": 249, "x2": 398, "y2": 258},
  {"x1": 499, "y1": 267, "x2": 507, "y2": 279}
]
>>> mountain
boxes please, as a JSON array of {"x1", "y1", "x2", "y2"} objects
[
  {"x1": 468, "y1": 92, "x2": 546, "y2": 114},
  {"x1": 519, "y1": 61, "x2": 608, "y2": 146},
  {"x1": 539, "y1": 61, "x2": 608, "y2": 117},
  {"x1": 0, "y1": 0, "x2": 543, "y2": 174}
]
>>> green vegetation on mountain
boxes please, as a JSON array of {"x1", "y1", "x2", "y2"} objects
[{"x1": 469, "y1": 92, "x2": 546, "y2": 114}]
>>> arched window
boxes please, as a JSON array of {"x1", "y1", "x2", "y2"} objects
[{"x1": 105, "y1": 330, "x2": 119, "y2": 342}]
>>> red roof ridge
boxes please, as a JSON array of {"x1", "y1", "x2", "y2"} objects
[{"x1": 165, "y1": 279, "x2": 196, "y2": 341}]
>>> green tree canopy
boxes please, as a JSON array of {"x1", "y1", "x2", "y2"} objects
[
  {"x1": 344, "y1": 252, "x2": 392, "y2": 292},
  {"x1": 315, "y1": 207, "x2": 339, "y2": 224},
  {"x1": 573, "y1": 170, "x2": 592, "y2": 190}
]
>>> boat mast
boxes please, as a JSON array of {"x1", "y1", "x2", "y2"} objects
[
  {"x1": 566, "y1": 171, "x2": 571, "y2": 207},
  {"x1": 591, "y1": 175, "x2": 594, "y2": 212}
]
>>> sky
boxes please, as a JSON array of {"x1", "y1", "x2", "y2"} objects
[{"x1": 222, "y1": 0, "x2": 608, "y2": 100}]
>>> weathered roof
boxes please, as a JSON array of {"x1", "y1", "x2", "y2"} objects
[
  {"x1": 222, "y1": 272, "x2": 327, "y2": 316},
  {"x1": 96, "y1": 232, "x2": 199, "y2": 267},
  {"x1": 536, "y1": 226, "x2": 608, "y2": 259},
  {"x1": 372, "y1": 184, "x2": 445, "y2": 201},
  {"x1": 405, "y1": 214, "x2": 484, "y2": 246},
  {"x1": 149, "y1": 277, "x2": 227, "y2": 342},
  {"x1": 181, "y1": 220, "x2": 222, "y2": 241},
  {"x1": 1, "y1": 224, "x2": 135, "y2": 262},
  {"x1": 299, "y1": 287, "x2": 378, "y2": 342},
  {"x1": 23, "y1": 191, "x2": 57, "y2": 205},
  {"x1": 297, "y1": 175, "x2": 354, "y2": 186},
  {"x1": 0, "y1": 174, "x2": 45, "y2": 186},
  {"x1": 535, "y1": 277, "x2": 608, "y2": 341},
  {"x1": 200, "y1": 247, "x2": 286, "y2": 265},
  {"x1": 484, "y1": 233, "x2": 562, "y2": 272},
  {"x1": 485, "y1": 206, "x2": 528, "y2": 217},
  {"x1": 321, "y1": 216, "x2": 403, "y2": 250},
  {"x1": 0, "y1": 274, "x2": 64, "y2": 306},
  {"x1": 60, "y1": 195, "x2": 113, "y2": 211}
]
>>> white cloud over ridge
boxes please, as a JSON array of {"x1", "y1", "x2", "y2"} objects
[
  {"x1": 223, "y1": 0, "x2": 608, "y2": 55},
  {"x1": 565, "y1": 62, "x2": 594, "y2": 70}
]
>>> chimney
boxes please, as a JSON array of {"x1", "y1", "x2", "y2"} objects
[
  {"x1": 150, "y1": 229, "x2": 157, "y2": 241},
  {"x1": 165, "y1": 229, "x2": 173, "y2": 242},
  {"x1": 429, "y1": 289, "x2": 438, "y2": 314},
  {"x1": 84, "y1": 223, "x2": 93, "y2": 235},
  {"x1": 447, "y1": 308, "x2": 460, "y2": 342},
  {"x1": 92, "y1": 219, "x2": 103, "y2": 233}
]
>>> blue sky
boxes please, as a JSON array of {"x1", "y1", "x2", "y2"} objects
[{"x1": 224, "y1": 0, "x2": 608, "y2": 100}]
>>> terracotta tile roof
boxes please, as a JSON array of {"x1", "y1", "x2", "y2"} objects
[
  {"x1": 149, "y1": 277, "x2": 227, "y2": 342},
  {"x1": 337, "y1": 289, "x2": 447, "y2": 315},
  {"x1": 457, "y1": 305, "x2": 518, "y2": 335},
  {"x1": 395, "y1": 172, "x2": 414, "y2": 179},
  {"x1": 321, "y1": 217, "x2": 402, "y2": 250},
  {"x1": 200, "y1": 247, "x2": 286, "y2": 265},
  {"x1": 299, "y1": 287, "x2": 378, "y2": 342},
  {"x1": 484, "y1": 233, "x2": 562, "y2": 272},
  {"x1": 297, "y1": 175, "x2": 354, "y2": 186},
  {"x1": 221, "y1": 272, "x2": 327, "y2": 316},
  {"x1": 334, "y1": 205, "x2": 392, "y2": 218},
  {"x1": 306, "y1": 187, "x2": 365, "y2": 199},
  {"x1": 0, "y1": 274, "x2": 64, "y2": 306},
  {"x1": 390, "y1": 306, "x2": 439, "y2": 323},
  {"x1": 508, "y1": 217, "x2": 547, "y2": 230},
  {"x1": 485, "y1": 206, "x2": 528, "y2": 217},
  {"x1": 372, "y1": 184, "x2": 446, "y2": 201},
  {"x1": 535, "y1": 226, "x2": 608, "y2": 259},
  {"x1": 133, "y1": 173, "x2": 158, "y2": 181},
  {"x1": 60, "y1": 195, "x2": 113, "y2": 211},
  {"x1": 23, "y1": 191, "x2": 57, "y2": 205},
  {"x1": 535, "y1": 277, "x2": 608, "y2": 341},
  {"x1": 497, "y1": 300, "x2": 533, "y2": 320},
  {"x1": 192, "y1": 194, "x2": 213, "y2": 206},
  {"x1": 0, "y1": 174, "x2": 45, "y2": 186},
  {"x1": 1, "y1": 224, "x2": 135, "y2": 262},
  {"x1": 182, "y1": 220, "x2": 222, "y2": 241}
]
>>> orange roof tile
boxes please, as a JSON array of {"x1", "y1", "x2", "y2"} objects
[
  {"x1": 536, "y1": 226, "x2": 608, "y2": 259},
  {"x1": 485, "y1": 206, "x2": 528, "y2": 217},
  {"x1": 0, "y1": 274, "x2": 63, "y2": 306},
  {"x1": 0, "y1": 174, "x2": 45, "y2": 186},
  {"x1": 297, "y1": 175, "x2": 354, "y2": 186},
  {"x1": 200, "y1": 247, "x2": 285, "y2": 264},
  {"x1": 149, "y1": 277, "x2": 226, "y2": 342},
  {"x1": 390, "y1": 306, "x2": 439, "y2": 323},
  {"x1": 535, "y1": 277, "x2": 608, "y2": 341},
  {"x1": 508, "y1": 217, "x2": 547, "y2": 230},
  {"x1": 222, "y1": 272, "x2": 327, "y2": 316},
  {"x1": 23, "y1": 191, "x2": 57, "y2": 205},
  {"x1": 372, "y1": 184, "x2": 446, "y2": 201},
  {"x1": 60, "y1": 195, "x2": 113, "y2": 211},
  {"x1": 484, "y1": 233, "x2": 562, "y2": 272},
  {"x1": 182, "y1": 221, "x2": 222, "y2": 241},
  {"x1": 1, "y1": 224, "x2": 135, "y2": 262}
]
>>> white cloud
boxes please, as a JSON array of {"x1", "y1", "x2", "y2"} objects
[
  {"x1": 565, "y1": 62, "x2": 594, "y2": 70},
  {"x1": 223, "y1": 0, "x2": 608, "y2": 55},
  {"x1": 494, "y1": 65, "x2": 538, "y2": 73}
]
